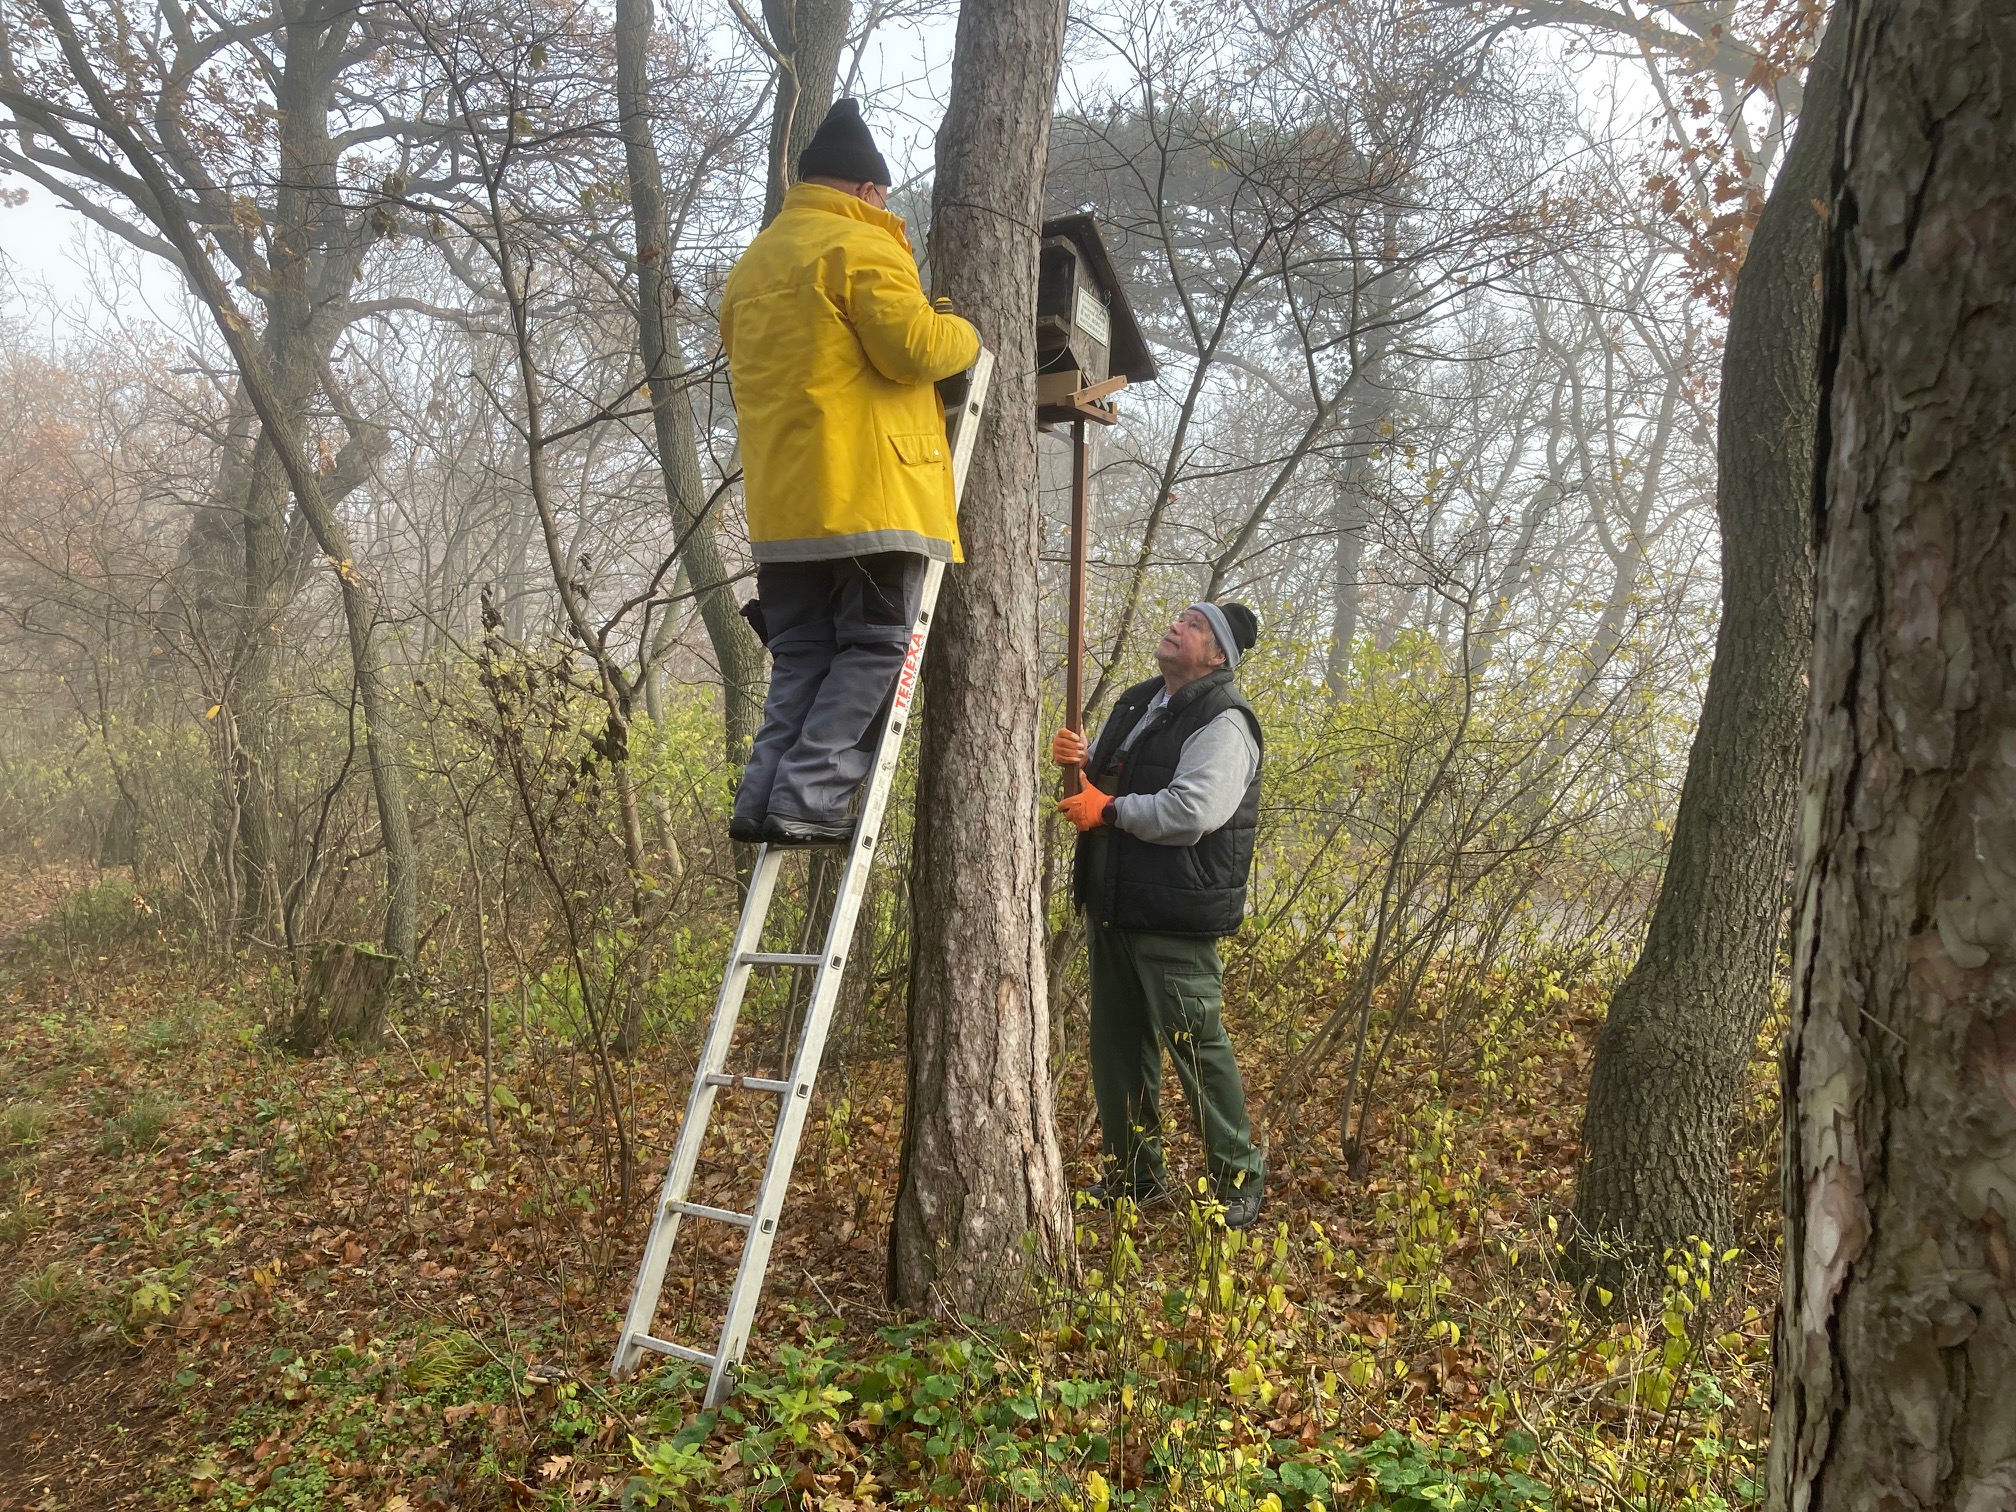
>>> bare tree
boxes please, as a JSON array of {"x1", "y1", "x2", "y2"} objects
[
  {"x1": 615, "y1": 0, "x2": 766, "y2": 768},
  {"x1": 0, "y1": 0, "x2": 424, "y2": 964},
  {"x1": 734, "y1": 0, "x2": 852, "y2": 225},
  {"x1": 1049, "y1": 1, "x2": 1573, "y2": 717},
  {"x1": 1480, "y1": 0, "x2": 1819, "y2": 303}
]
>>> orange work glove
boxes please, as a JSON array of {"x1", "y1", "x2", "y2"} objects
[
  {"x1": 1058, "y1": 777, "x2": 1113, "y2": 832},
  {"x1": 1050, "y1": 727, "x2": 1089, "y2": 768}
]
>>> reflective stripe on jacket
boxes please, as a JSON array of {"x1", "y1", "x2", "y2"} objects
[{"x1": 721, "y1": 183, "x2": 981, "y2": 563}]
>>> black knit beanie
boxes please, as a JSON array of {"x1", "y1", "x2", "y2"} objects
[{"x1": 797, "y1": 99, "x2": 891, "y2": 187}]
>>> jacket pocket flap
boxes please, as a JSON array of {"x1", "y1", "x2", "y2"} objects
[{"x1": 889, "y1": 432, "x2": 946, "y2": 466}]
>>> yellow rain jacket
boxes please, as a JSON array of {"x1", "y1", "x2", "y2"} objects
[{"x1": 721, "y1": 183, "x2": 981, "y2": 563}]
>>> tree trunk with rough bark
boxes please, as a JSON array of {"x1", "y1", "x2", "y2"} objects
[
  {"x1": 1569, "y1": 10, "x2": 1846, "y2": 1279},
  {"x1": 888, "y1": 0, "x2": 1071, "y2": 1315},
  {"x1": 1769, "y1": 0, "x2": 2016, "y2": 1502},
  {"x1": 614, "y1": 0, "x2": 765, "y2": 767}
]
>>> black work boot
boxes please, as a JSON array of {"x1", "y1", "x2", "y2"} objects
[
  {"x1": 1215, "y1": 1173, "x2": 1264, "y2": 1230},
  {"x1": 763, "y1": 814, "x2": 854, "y2": 846}
]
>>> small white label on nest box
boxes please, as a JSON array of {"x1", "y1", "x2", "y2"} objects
[{"x1": 1074, "y1": 285, "x2": 1111, "y2": 348}]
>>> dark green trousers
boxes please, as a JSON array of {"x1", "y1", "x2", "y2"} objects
[{"x1": 1085, "y1": 923, "x2": 1262, "y2": 1195}]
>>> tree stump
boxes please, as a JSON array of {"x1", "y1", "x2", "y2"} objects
[{"x1": 283, "y1": 943, "x2": 398, "y2": 1055}]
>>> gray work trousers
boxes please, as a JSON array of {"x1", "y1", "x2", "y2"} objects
[{"x1": 732, "y1": 552, "x2": 925, "y2": 828}]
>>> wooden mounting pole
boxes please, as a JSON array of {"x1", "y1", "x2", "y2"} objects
[{"x1": 1065, "y1": 416, "x2": 1090, "y2": 795}]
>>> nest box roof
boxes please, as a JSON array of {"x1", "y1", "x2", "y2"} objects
[{"x1": 1040, "y1": 213, "x2": 1158, "y2": 383}]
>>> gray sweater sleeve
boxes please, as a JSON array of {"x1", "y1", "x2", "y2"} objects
[{"x1": 1110, "y1": 709, "x2": 1260, "y2": 847}]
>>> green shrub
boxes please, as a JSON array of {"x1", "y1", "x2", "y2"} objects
[
  {"x1": 47, "y1": 878, "x2": 155, "y2": 957},
  {"x1": 0, "y1": 1193, "x2": 44, "y2": 1243},
  {"x1": 134, "y1": 1000, "x2": 207, "y2": 1056},
  {"x1": 402, "y1": 1329, "x2": 485, "y2": 1391}
]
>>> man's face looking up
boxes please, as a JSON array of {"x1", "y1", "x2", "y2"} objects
[{"x1": 1155, "y1": 608, "x2": 1227, "y2": 689}]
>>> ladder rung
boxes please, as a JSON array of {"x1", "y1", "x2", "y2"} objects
[
  {"x1": 738, "y1": 952, "x2": 823, "y2": 967},
  {"x1": 635, "y1": 1334, "x2": 716, "y2": 1367},
  {"x1": 703, "y1": 1073, "x2": 790, "y2": 1094},
  {"x1": 667, "y1": 1199, "x2": 754, "y2": 1228}
]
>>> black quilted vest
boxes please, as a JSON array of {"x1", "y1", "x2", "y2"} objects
[{"x1": 1072, "y1": 669, "x2": 1263, "y2": 937}]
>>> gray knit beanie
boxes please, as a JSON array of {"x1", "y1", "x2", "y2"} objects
[{"x1": 1189, "y1": 601, "x2": 1259, "y2": 670}]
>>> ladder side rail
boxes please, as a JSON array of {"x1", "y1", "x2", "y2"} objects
[
  {"x1": 701, "y1": 564, "x2": 948, "y2": 1406},
  {"x1": 943, "y1": 350, "x2": 994, "y2": 497},
  {"x1": 612, "y1": 847, "x2": 787, "y2": 1377},
  {"x1": 698, "y1": 353, "x2": 995, "y2": 1406}
]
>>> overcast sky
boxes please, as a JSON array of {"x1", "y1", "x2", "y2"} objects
[{"x1": 0, "y1": 7, "x2": 1654, "y2": 343}]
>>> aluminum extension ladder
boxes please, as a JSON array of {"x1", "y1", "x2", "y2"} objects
[{"x1": 611, "y1": 349, "x2": 995, "y2": 1405}]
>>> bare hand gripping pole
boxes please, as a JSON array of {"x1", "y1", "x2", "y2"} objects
[{"x1": 611, "y1": 349, "x2": 994, "y2": 1407}]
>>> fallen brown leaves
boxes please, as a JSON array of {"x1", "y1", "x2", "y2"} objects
[{"x1": 0, "y1": 864, "x2": 1780, "y2": 1508}]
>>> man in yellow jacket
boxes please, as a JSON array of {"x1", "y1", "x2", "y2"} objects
[{"x1": 722, "y1": 99, "x2": 980, "y2": 845}]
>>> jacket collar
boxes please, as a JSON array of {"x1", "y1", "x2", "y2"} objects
[
  {"x1": 1162, "y1": 667, "x2": 1236, "y2": 717},
  {"x1": 782, "y1": 181, "x2": 913, "y2": 253},
  {"x1": 1119, "y1": 667, "x2": 1234, "y2": 745}
]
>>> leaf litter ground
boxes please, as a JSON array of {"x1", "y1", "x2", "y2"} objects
[{"x1": 0, "y1": 865, "x2": 1779, "y2": 1510}]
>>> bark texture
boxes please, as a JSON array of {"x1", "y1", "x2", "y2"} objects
[
  {"x1": 283, "y1": 943, "x2": 398, "y2": 1055},
  {"x1": 889, "y1": 0, "x2": 1071, "y2": 1314},
  {"x1": 1769, "y1": 0, "x2": 2016, "y2": 1503},
  {"x1": 1569, "y1": 11, "x2": 1847, "y2": 1275}
]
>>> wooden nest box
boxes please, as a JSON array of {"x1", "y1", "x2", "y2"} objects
[{"x1": 1036, "y1": 213, "x2": 1156, "y2": 427}]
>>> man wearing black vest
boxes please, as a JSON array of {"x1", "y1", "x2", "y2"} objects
[{"x1": 1052, "y1": 601, "x2": 1266, "y2": 1229}]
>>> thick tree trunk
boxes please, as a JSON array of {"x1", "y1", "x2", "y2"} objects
[
  {"x1": 181, "y1": 400, "x2": 297, "y2": 952},
  {"x1": 614, "y1": 0, "x2": 765, "y2": 767},
  {"x1": 1768, "y1": 0, "x2": 2016, "y2": 1503},
  {"x1": 227, "y1": 446, "x2": 300, "y2": 940},
  {"x1": 1568, "y1": 10, "x2": 1846, "y2": 1278},
  {"x1": 889, "y1": 0, "x2": 1070, "y2": 1314}
]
